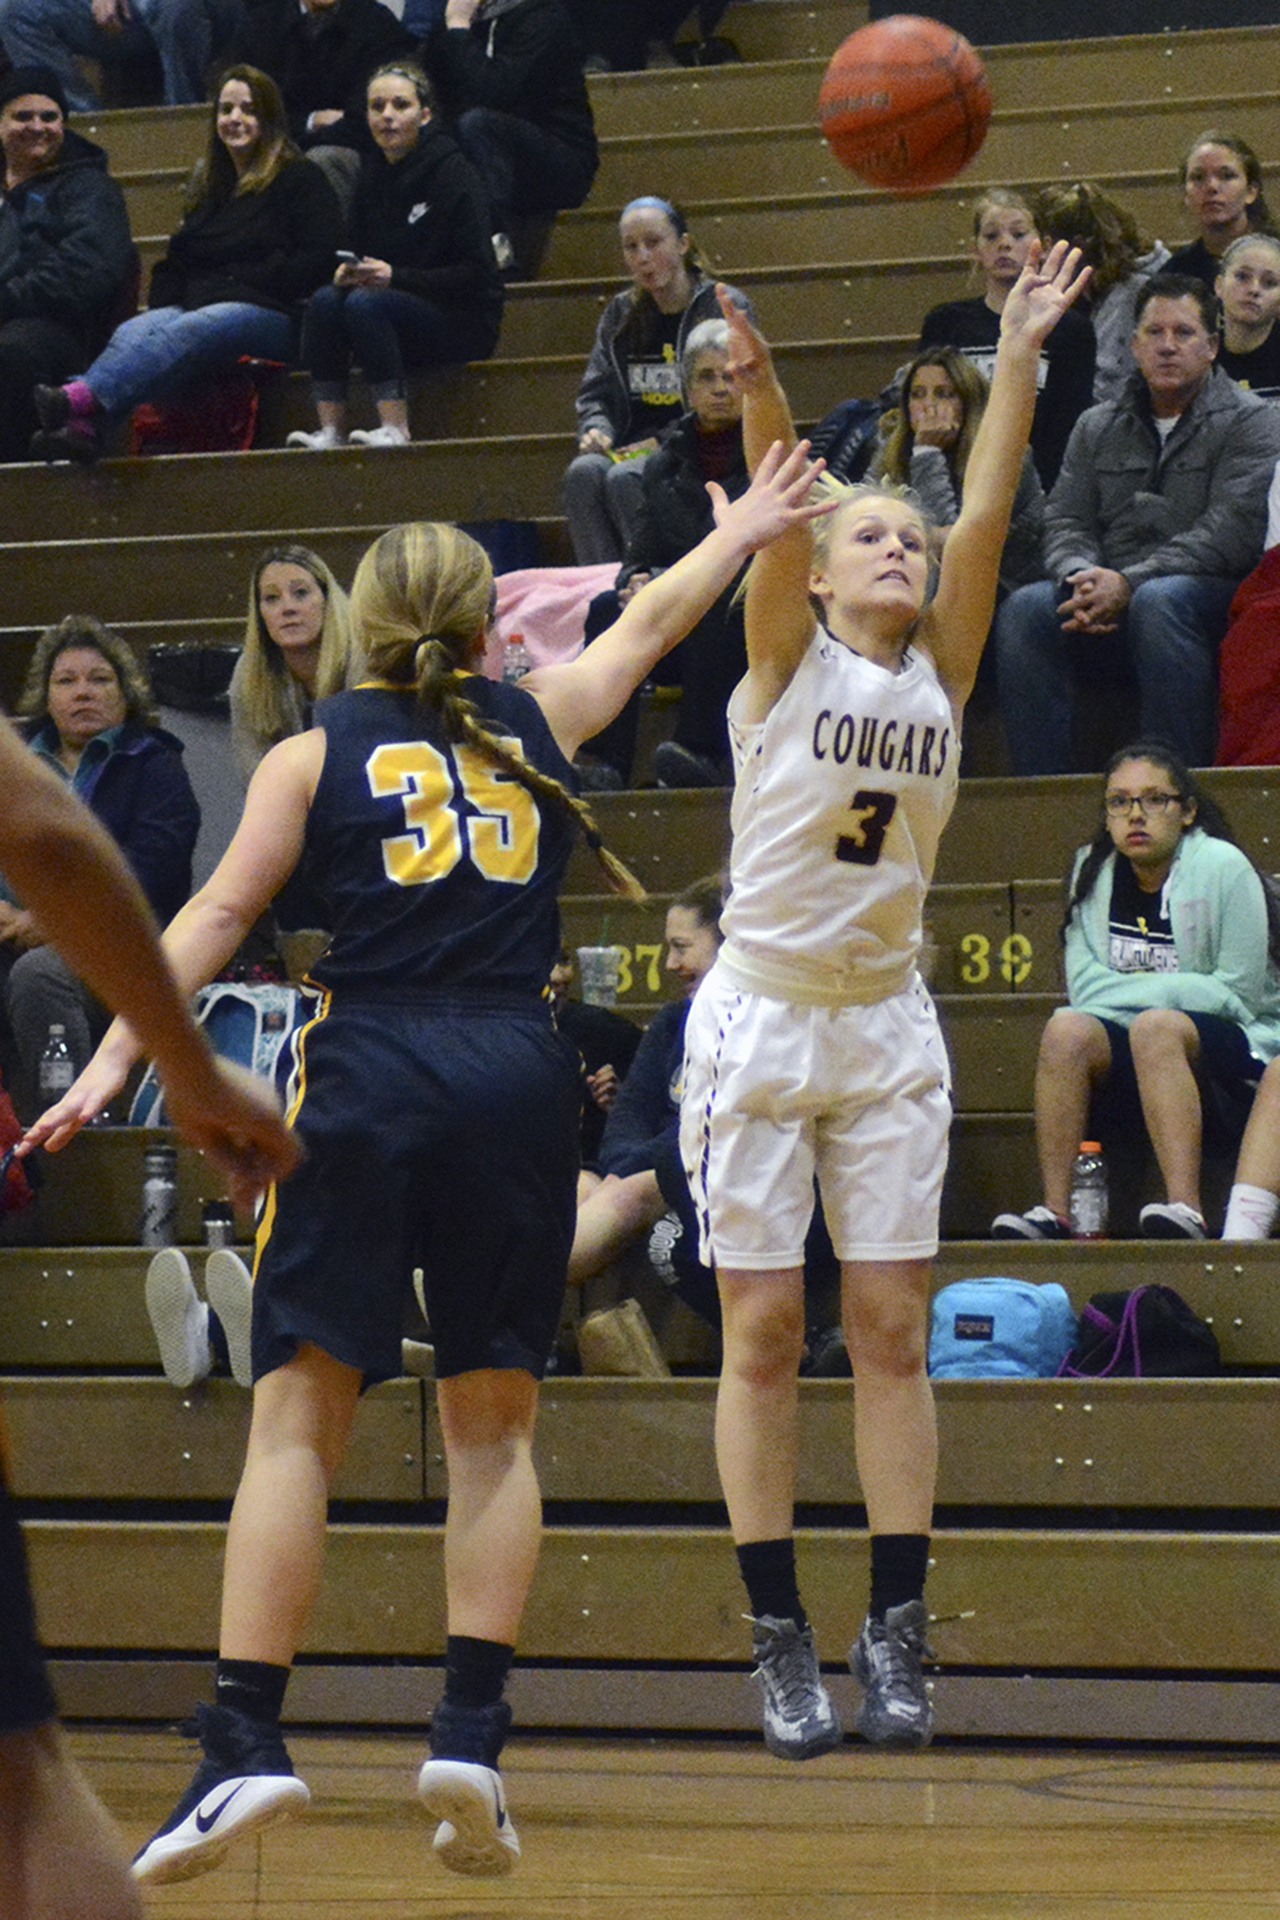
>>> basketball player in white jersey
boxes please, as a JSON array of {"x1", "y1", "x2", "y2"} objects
[{"x1": 681, "y1": 245, "x2": 1088, "y2": 1759}]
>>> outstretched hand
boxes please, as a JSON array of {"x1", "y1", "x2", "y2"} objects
[
  {"x1": 716, "y1": 284, "x2": 775, "y2": 392},
  {"x1": 22, "y1": 1051, "x2": 300, "y2": 1217},
  {"x1": 1000, "y1": 240, "x2": 1091, "y2": 348},
  {"x1": 708, "y1": 438, "x2": 835, "y2": 551}
]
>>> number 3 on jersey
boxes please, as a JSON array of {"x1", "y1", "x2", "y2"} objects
[
  {"x1": 367, "y1": 740, "x2": 539, "y2": 887},
  {"x1": 835, "y1": 788, "x2": 896, "y2": 866}
]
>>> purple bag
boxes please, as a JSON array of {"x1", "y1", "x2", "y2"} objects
[{"x1": 1056, "y1": 1285, "x2": 1220, "y2": 1379}]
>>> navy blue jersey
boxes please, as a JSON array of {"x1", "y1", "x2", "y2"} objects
[{"x1": 303, "y1": 677, "x2": 577, "y2": 1000}]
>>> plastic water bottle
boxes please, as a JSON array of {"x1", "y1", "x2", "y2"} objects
[
  {"x1": 1069, "y1": 1141, "x2": 1108, "y2": 1240},
  {"x1": 202, "y1": 1199, "x2": 235, "y2": 1249},
  {"x1": 37, "y1": 1023, "x2": 74, "y2": 1102},
  {"x1": 141, "y1": 1145, "x2": 179, "y2": 1248},
  {"x1": 503, "y1": 632, "x2": 531, "y2": 684}
]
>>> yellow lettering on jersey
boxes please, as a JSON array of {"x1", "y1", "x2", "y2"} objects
[
  {"x1": 367, "y1": 740, "x2": 540, "y2": 887},
  {"x1": 460, "y1": 750, "x2": 539, "y2": 883},
  {"x1": 368, "y1": 741, "x2": 462, "y2": 885}
]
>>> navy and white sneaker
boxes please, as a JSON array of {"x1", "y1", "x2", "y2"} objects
[
  {"x1": 850, "y1": 1600, "x2": 935, "y2": 1749},
  {"x1": 991, "y1": 1204, "x2": 1072, "y2": 1241},
  {"x1": 417, "y1": 1757, "x2": 520, "y2": 1876},
  {"x1": 145, "y1": 1248, "x2": 211, "y2": 1388},
  {"x1": 132, "y1": 1702, "x2": 309, "y2": 1884}
]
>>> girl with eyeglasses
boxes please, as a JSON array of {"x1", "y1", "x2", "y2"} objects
[{"x1": 994, "y1": 742, "x2": 1280, "y2": 1241}]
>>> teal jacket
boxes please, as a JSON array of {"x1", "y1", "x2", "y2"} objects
[{"x1": 1063, "y1": 826, "x2": 1280, "y2": 1063}]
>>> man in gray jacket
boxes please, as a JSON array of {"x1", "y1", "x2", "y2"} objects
[{"x1": 994, "y1": 273, "x2": 1280, "y2": 772}]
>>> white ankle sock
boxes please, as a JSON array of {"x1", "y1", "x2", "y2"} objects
[{"x1": 1222, "y1": 1182, "x2": 1279, "y2": 1241}]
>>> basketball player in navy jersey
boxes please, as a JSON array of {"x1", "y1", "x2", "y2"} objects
[
  {"x1": 680, "y1": 249, "x2": 1088, "y2": 1762},
  {"x1": 0, "y1": 714, "x2": 297, "y2": 1920},
  {"x1": 27, "y1": 449, "x2": 833, "y2": 1885}
]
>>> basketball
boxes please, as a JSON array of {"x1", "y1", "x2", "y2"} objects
[{"x1": 818, "y1": 15, "x2": 991, "y2": 194}]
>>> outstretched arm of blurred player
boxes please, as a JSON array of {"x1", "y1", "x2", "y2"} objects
[
  {"x1": 527, "y1": 435, "x2": 833, "y2": 758},
  {"x1": 0, "y1": 717, "x2": 299, "y2": 1208}
]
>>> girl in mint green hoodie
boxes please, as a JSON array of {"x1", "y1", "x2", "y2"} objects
[{"x1": 993, "y1": 741, "x2": 1280, "y2": 1241}]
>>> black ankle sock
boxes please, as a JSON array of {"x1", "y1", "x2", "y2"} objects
[
  {"x1": 443, "y1": 1635, "x2": 514, "y2": 1712},
  {"x1": 868, "y1": 1534, "x2": 930, "y2": 1621},
  {"x1": 214, "y1": 1658, "x2": 291, "y2": 1725},
  {"x1": 736, "y1": 1538, "x2": 806, "y2": 1628}
]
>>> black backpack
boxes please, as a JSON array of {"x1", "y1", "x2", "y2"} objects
[{"x1": 1057, "y1": 1285, "x2": 1220, "y2": 1379}]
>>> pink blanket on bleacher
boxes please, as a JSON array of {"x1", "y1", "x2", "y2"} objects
[{"x1": 480, "y1": 563, "x2": 617, "y2": 679}]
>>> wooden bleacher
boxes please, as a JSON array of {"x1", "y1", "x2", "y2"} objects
[{"x1": 3, "y1": 4, "x2": 1279, "y2": 1742}]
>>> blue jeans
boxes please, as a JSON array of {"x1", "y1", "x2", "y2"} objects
[
  {"x1": 995, "y1": 573, "x2": 1238, "y2": 773},
  {"x1": 301, "y1": 284, "x2": 479, "y2": 402},
  {"x1": 0, "y1": 0, "x2": 245, "y2": 109},
  {"x1": 454, "y1": 107, "x2": 597, "y2": 229},
  {"x1": 83, "y1": 303, "x2": 296, "y2": 422}
]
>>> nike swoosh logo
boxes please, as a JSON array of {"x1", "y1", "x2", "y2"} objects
[{"x1": 196, "y1": 1783, "x2": 246, "y2": 1832}]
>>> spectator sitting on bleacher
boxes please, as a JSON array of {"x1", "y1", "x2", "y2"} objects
[
  {"x1": 1165, "y1": 131, "x2": 1275, "y2": 294},
  {"x1": 993, "y1": 743, "x2": 1280, "y2": 1243},
  {"x1": 1214, "y1": 233, "x2": 1280, "y2": 403},
  {"x1": 29, "y1": 65, "x2": 343, "y2": 463},
  {"x1": 0, "y1": 66, "x2": 135, "y2": 462},
  {"x1": 235, "y1": 0, "x2": 415, "y2": 209},
  {"x1": 567, "y1": 0, "x2": 732, "y2": 71},
  {"x1": 549, "y1": 945, "x2": 641, "y2": 1165},
  {"x1": 0, "y1": 0, "x2": 246, "y2": 112},
  {"x1": 422, "y1": 0, "x2": 597, "y2": 277},
  {"x1": 920, "y1": 187, "x2": 1096, "y2": 489},
  {"x1": 285, "y1": 60, "x2": 502, "y2": 450},
  {"x1": 564, "y1": 196, "x2": 753, "y2": 564},
  {"x1": 869, "y1": 347, "x2": 1045, "y2": 597},
  {"x1": 1034, "y1": 182, "x2": 1171, "y2": 405},
  {"x1": 0, "y1": 617, "x2": 199, "y2": 1116},
  {"x1": 994, "y1": 274, "x2": 1280, "y2": 776},
  {"x1": 569, "y1": 875, "x2": 843, "y2": 1362},
  {"x1": 575, "y1": 317, "x2": 749, "y2": 789},
  {"x1": 230, "y1": 542, "x2": 360, "y2": 780}
]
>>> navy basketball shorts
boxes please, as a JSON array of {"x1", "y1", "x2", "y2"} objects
[{"x1": 251, "y1": 996, "x2": 581, "y2": 1384}]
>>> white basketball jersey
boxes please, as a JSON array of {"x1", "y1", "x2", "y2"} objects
[{"x1": 718, "y1": 627, "x2": 957, "y2": 1005}]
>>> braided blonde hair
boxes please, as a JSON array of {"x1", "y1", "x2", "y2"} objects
[{"x1": 352, "y1": 523, "x2": 645, "y2": 900}]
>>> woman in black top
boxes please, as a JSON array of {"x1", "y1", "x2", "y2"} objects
[
  {"x1": 919, "y1": 186, "x2": 1095, "y2": 489},
  {"x1": 1215, "y1": 232, "x2": 1280, "y2": 403},
  {"x1": 288, "y1": 61, "x2": 503, "y2": 449},
  {"x1": 31, "y1": 67, "x2": 342, "y2": 463},
  {"x1": 1165, "y1": 130, "x2": 1276, "y2": 292}
]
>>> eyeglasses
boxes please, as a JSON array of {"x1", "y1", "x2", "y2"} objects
[{"x1": 1104, "y1": 791, "x2": 1183, "y2": 817}]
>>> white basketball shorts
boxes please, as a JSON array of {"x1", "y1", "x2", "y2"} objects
[{"x1": 679, "y1": 967, "x2": 952, "y2": 1269}]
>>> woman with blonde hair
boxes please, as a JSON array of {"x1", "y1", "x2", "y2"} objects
[
  {"x1": 230, "y1": 544, "x2": 360, "y2": 781},
  {"x1": 32, "y1": 65, "x2": 342, "y2": 462},
  {"x1": 919, "y1": 186, "x2": 1095, "y2": 486},
  {"x1": 1033, "y1": 180, "x2": 1171, "y2": 402},
  {"x1": 31, "y1": 449, "x2": 832, "y2": 1890},
  {"x1": 683, "y1": 248, "x2": 1086, "y2": 1766},
  {"x1": 871, "y1": 345, "x2": 1044, "y2": 594}
]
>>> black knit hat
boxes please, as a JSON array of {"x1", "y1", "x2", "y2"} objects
[{"x1": 0, "y1": 67, "x2": 71, "y2": 117}]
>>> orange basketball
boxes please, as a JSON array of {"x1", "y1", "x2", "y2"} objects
[{"x1": 818, "y1": 15, "x2": 991, "y2": 194}]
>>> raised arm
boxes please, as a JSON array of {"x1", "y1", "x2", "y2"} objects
[
  {"x1": 526, "y1": 437, "x2": 832, "y2": 761},
  {"x1": 713, "y1": 290, "x2": 829, "y2": 723},
  {"x1": 24, "y1": 732, "x2": 320, "y2": 1158},
  {"x1": 921, "y1": 242, "x2": 1089, "y2": 709},
  {"x1": 0, "y1": 719, "x2": 299, "y2": 1206}
]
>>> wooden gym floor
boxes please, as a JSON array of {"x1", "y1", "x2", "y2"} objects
[{"x1": 75, "y1": 1726, "x2": 1279, "y2": 1917}]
